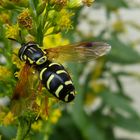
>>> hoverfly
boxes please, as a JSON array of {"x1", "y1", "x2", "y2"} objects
[{"x1": 11, "y1": 41, "x2": 111, "y2": 103}]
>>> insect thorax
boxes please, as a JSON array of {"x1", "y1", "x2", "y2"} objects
[
  {"x1": 18, "y1": 42, "x2": 47, "y2": 65},
  {"x1": 18, "y1": 42, "x2": 75, "y2": 102}
]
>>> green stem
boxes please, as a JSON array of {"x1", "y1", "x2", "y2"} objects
[{"x1": 16, "y1": 117, "x2": 31, "y2": 140}]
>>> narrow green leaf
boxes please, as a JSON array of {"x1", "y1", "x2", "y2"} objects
[
  {"x1": 36, "y1": 2, "x2": 46, "y2": 16},
  {"x1": 0, "y1": 125, "x2": 16, "y2": 139},
  {"x1": 36, "y1": 22, "x2": 43, "y2": 46},
  {"x1": 100, "y1": 91, "x2": 138, "y2": 117},
  {"x1": 114, "y1": 113, "x2": 140, "y2": 132},
  {"x1": 107, "y1": 36, "x2": 140, "y2": 64}
]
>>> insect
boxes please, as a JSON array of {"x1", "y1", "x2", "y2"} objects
[{"x1": 12, "y1": 41, "x2": 111, "y2": 103}]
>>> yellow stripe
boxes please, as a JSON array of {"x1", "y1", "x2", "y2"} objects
[
  {"x1": 23, "y1": 55, "x2": 27, "y2": 60},
  {"x1": 28, "y1": 57, "x2": 34, "y2": 64},
  {"x1": 65, "y1": 80, "x2": 72, "y2": 85},
  {"x1": 28, "y1": 48, "x2": 34, "y2": 53},
  {"x1": 64, "y1": 94, "x2": 69, "y2": 102},
  {"x1": 30, "y1": 47, "x2": 36, "y2": 51},
  {"x1": 56, "y1": 70, "x2": 67, "y2": 74},
  {"x1": 39, "y1": 68, "x2": 47, "y2": 80},
  {"x1": 49, "y1": 63, "x2": 61, "y2": 67},
  {"x1": 47, "y1": 74, "x2": 54, "y2": 89},
  {"x1": 36, "y1": 56, "x2": 47, "y2": 65},
  {"x1": 55, "y1": 85, "x2": 63, "y2": 97},
  {"x1": 70, "y1": 91, "x2": 75, "y2": 96}
]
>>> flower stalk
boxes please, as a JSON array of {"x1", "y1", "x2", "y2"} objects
[{"x1": 16, "y1": 117, "x2": 32, "y2": 140}]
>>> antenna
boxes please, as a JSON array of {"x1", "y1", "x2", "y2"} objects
[
  {"x1": 8, "y1": 38, "x2": 20, "y2": 44},
  {"x1": 8, "y1": 30, "x2": 25, "y2": 45}
]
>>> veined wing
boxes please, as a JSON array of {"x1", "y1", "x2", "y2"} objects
[{"x1": 44, "y1": 42, "x2": 111, "y2": 63}]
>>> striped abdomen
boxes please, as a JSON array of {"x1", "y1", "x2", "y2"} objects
[{"x1": 38, "y1": 61, "x2": 75, "y2": 102}]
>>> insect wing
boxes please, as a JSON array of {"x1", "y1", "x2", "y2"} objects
[
  {"x1": 12, "y1": 63, "x2": 33, "y2": 100},
  {"x1": 11, "y1": 63, "x2": 42, "y2": 115},
  {"x1": 45, "y1": 42, "x2": 111, "y2": 63}
]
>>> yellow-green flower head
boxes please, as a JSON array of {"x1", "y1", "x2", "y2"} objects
[
  {"x1": 56, "y1": 9, "x2": 74, "y2": 31},
  {"x1": 0, "y1": 12, "x2": 10, "y2": 24},
  {"x1": 12, "y1": 48, "x2": 23, "y2": 69},
  {"x1": 50, "y1": 109, "x2": 61, "y2": 124},
  {"x1": 82, "y1": 0, "x2": 95, "y2": 7},
  {"x1": 67, "y1": 0, "x2": 83, "y2": 8},
  {"x1": 0, "y1": 66, "x2": 11, "y2": 79},
  {"x1": 0, "y1": 0, "x2": 28, "y2": 8},
  {"x1": 3, "y1": 112, "x2": 15, "y2": 126},
  {"x1": 50, "y1": 0, "x2": 67, "y2": 10},
  {"x1": 43, "y1": 33, "x2": 69, "y2": 49},
  {"x1": 31, "y1": 121, "x2": 42, "y2": 131},
  {"x1": 50, "y1": 0, "x2": 67, "y2": 6},
  {"x1": 18, "y1": 8, "x2": 33, "y2": 30},
  {"x1": 113, "y1": 21, "x2": 125, "y2": 33},
  {"x1": 68, "y1": 0, "x2": 94, "y2": 8},
  {"x1": 5, "y1": 24, "x2": 20, "y2": 39}
]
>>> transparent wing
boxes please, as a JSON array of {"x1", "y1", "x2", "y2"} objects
[{"x1": 44, "y1": 42, "x2": 111, "y2": 63}]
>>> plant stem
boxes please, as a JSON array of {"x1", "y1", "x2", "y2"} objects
[{"x1": 16, "y1": 117, "x2": 31, "y2": 140}]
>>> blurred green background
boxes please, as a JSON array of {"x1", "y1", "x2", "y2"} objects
[{"x1": 1, "y1": 0, "x2": 140, "y2": 140}]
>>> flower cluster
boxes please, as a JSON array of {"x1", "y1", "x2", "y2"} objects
[
  {"x1": 82, "y1": 0, "x2": 95, "y2": 7},
  {"x1": 0, "y1": 0, "x2": 28, "y2": 7},
  {"x1": 0, "y1": 66, "x2": 11, "y2": 79},
  {"x1": 55, "y1": 9, "x2": 74, "y2": 31},
  {"x1": 5, "y1": 24, "x2": 20, "y2": 39},
  {"x1": 43, "y1": 33, "x2": 69, "y2": 48},
  {"x1": 3, "y1": 0, "x2": 95, "y2": 45},
  {"x1": 0, "y1": 12, "x2": 10, "y2": 24},
  {"x1": 50, "y1": 0, "x2": 67, "y2": 8},
  {"x1": 3, "y1": 112, "x2": 15, "y2": 126},
  {"x1": 18, "y1": 9, "x2": 33, "y2": 30},
  {"x1": 0, "y1": 0, "x2": 95, "y2": 132}
]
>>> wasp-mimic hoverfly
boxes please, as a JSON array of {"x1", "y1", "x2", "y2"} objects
[{"x1": 12, "y1": 41, "x2": 111, "y2": 103}]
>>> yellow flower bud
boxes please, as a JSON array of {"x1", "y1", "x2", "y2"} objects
[
  {"x1": 113, "y1": 21, "x2": 125, "y2": 33},
  {"x1": 82, "y1": 0, "x2": 95, "y2": 7},
  {"x1": 50, "y1": 109, "x2": 61, "y2": 124},
  {"x1": 56, "y1": 9, "x2": 74, "y2": 31},
  {"x1": 12, "y1": 48, "x2": 23, "y2": 69},
  {"x1": 3, "y1": 112, "x2": 15, "y2": 126},
  {"x1": 50, "y1": 0, "x2": 67, "y2": 7},
  {"x1": 43, "y1": 33, "x2": 69, "y2": 49},
  {"x1": 5, "y1": 24, "x2": 20, "y2": 39},
  {"x1": 0, "y1": 66, "x2": 11, "y2": 79},
  {"x1": 0, "y1": 12, "x2": 10, "y2": 24},
  {"x1": 31, "y1": 121, "x2": 42, "y2": 131},
  {"x1": 68, "y1": 0, "x2": 83, "y2": 8},
  {"x1": 18, "y1": 9, "x2": 33, "y2": 30}
]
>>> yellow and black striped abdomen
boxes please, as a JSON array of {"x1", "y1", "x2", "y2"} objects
[{"x1": 38, "y1": 61, "x2": 75, "y2": 102}]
